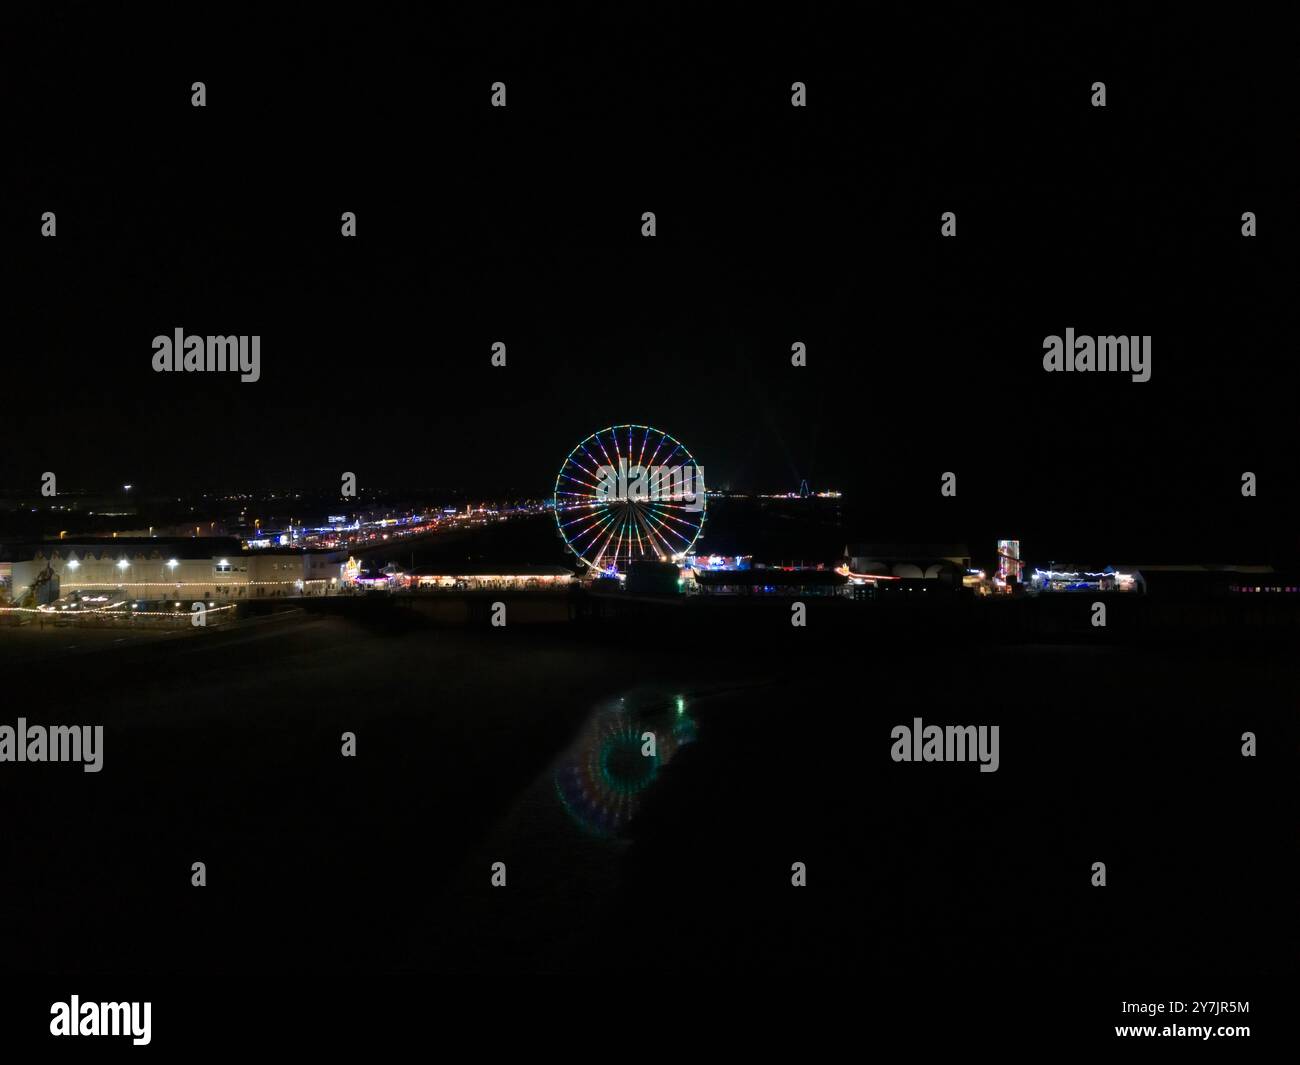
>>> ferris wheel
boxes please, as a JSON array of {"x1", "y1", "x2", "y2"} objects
[{"x1": 554, "y1": 424, "x2": 707, "y2": 572}]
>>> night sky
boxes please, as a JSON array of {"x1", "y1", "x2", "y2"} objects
[{"x1": 4, "y1": 7, "x2": 1296, "y2": 559}]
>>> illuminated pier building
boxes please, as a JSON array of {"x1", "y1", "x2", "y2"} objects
[{"x1": 5, "y1": 538, "x2": 348, "y2": 604}]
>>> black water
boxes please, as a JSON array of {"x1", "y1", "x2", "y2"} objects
[{"x1": 3, "y1": 610, "x2": 1290, "y2": 1011}]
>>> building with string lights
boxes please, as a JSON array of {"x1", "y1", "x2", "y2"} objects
[{"x1": 6, "y1": 538, "x2": 349, "y2": 605}]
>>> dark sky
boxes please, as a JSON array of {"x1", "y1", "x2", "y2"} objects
[{"x1": 4, "y1": 6, "x2": 1296, "y2": 558}]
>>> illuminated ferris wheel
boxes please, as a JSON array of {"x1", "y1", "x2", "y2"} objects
[{"x1": 554, "y1": 425, "x2": 707, "y2": 572}]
